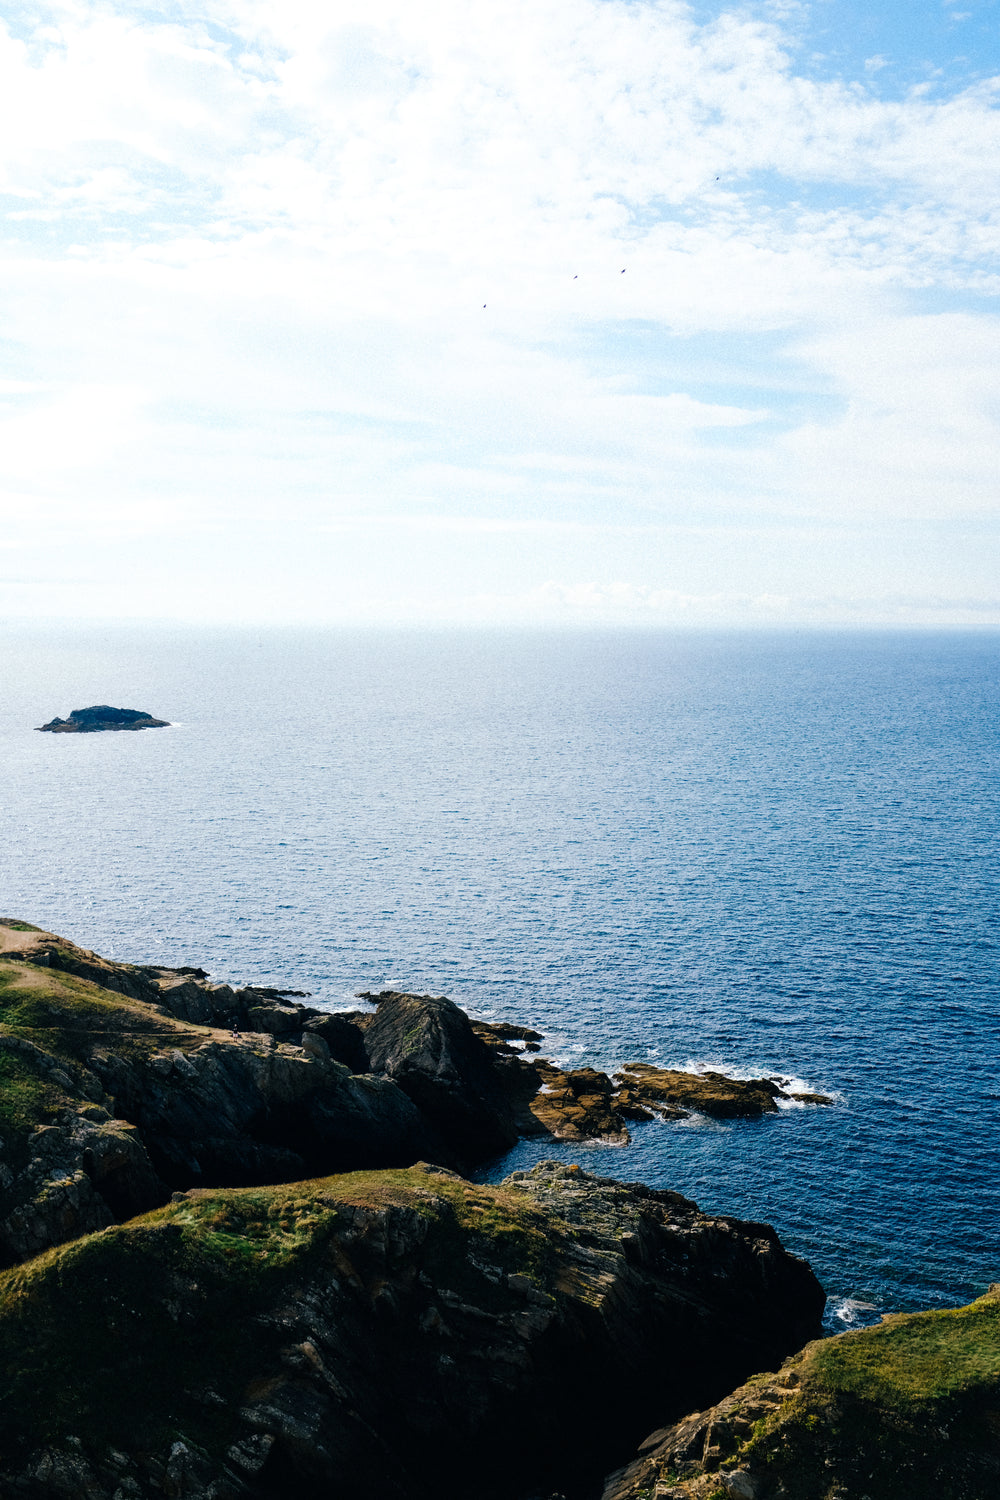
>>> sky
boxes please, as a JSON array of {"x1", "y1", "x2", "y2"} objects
[{"x1": 1, "y1": 0, "x2": 999, "y2": 627}]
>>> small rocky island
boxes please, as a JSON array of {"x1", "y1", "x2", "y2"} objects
[
  {"x1": 36, "y1": 705, "x2": 170, "y2": 732},
  {"x1": 0, "y1": 919, "x2": 994, "y2": 1500}
]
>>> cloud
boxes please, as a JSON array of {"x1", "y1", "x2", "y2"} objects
[{"x1": 0, "y1": 0, "x2": 997, "y2": 623}]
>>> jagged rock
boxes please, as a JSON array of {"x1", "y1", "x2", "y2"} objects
[
  {"x1": 357, "y1": 990, "x2": 520, "y2": 1160},
  {"x1": 36, "y1": 706, "x2": 170, "y2": 732},
  {"x1": 155, "y1": 977, "x2": 234, "y2": 1025},
  {"x1": 471, "y1": 1019, "x2": 544, "y2": 1052},
  {"x1": 0, "y1": 1162, "x2": 825, "y2": 1500},
  {"x1": 602, "y1": 1285, "x2": 1000, "y2": 1500},
  {"x1": 525, "y1": 1060, "x2": 630, "y2": 1143}
]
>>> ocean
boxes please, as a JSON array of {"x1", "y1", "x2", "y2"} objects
[{"x1": 2, "y1": 623, "x2": 997, "y2": 1330}]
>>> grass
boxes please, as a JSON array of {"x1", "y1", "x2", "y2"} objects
[
  {"x1": 0, "y1": 958, "x2": 201, "y2": 1060},
  {"x1": 808, "y1": 1293, "x2": 1000, "y2": 1408}
]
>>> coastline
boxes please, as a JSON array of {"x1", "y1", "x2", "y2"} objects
[{"x1": 0, "y1": 919, "x2": 995, "y2": 1499}]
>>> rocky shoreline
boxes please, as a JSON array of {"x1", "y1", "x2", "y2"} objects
[{"x1": 0, "y1": 919, "x2": 994, "y2": 1500}]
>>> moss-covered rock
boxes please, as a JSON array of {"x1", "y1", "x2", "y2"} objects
[
  {"x1": 603, "y1": 1286, "x2": 1000, "y2": 1500},
  {"x1": 0, "y1": 1161, "x2": 824, "y2": 1500}
]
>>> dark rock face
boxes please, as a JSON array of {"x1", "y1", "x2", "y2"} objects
[
  {"x1": 0, "y1": 1163, "x2": 826, "y2": 1500},
  {"x1": 86, "y1": 1037, "x2": 444, "y2": 1194},
  {"x1": 36, "y1": 705, "x2": 169, "y2": 732},
  {"x1": 358, "y1": 990, "x2": 520, "y2": 1160}
]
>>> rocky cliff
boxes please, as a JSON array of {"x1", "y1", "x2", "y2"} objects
[
  {"x1": 5, "y1": 919, "x2": 991, "y2": 1500},
  {"x1": 0, "y1": 1161, "x2": 824, "y2": 1500},
  {"x1": 0, "y1": 920, "x2": 832, "y2": 1267}
]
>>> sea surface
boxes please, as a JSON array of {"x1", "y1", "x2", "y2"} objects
[{"x1": 1, "y1": 624, "x2": 997, "y2": 1330}]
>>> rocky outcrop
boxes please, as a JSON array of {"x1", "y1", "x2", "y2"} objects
[
  {"x1": 357, "y1": 990, "x2": 520, "y2": 1158},
  {"x1": 613, "y1": 1063, "x2": 831, "y2": 1121},
  {"x1": 524, "y1": 1059, "x2": 631, "y2": 1143},
  {"x1": 0, "y1": 927, "x2": 446, "y2": 1264},
  {"x1": 0, "y1": 1162, "x2": 825, "y2": 1500},
  {"x1": 469, "y1": 1023, "x2": 831, "y2": 1143},
  {"x1": 602, "y1": 1285, "x2": 1000, "y2": 1500},
  {"x1": 36, "y1": 705, "x2": 170, "y2": 732}
]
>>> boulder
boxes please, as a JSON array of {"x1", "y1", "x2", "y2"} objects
[{"x1": 525, "y1": 1060, "x2": 630, "y2": 1143}]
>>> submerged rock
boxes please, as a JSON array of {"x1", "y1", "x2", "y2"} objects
[{"x1": 36, "y1": 705, "x2": 170, "y2": 732}]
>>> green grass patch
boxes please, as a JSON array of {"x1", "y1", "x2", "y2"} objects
[
  {"x1": 0, "y1": 1184, "x2": 348, "y2": 1458},
  {"x1": 733, "y1": 1292, "x2": 1000, "y2": 1500},
  {"x1": 807, "y1": 1292, "x2": 1000, "y2": 1409},
  {"x1": 0, "y1": 922, "x2": 42, "y2": 934},
  {"x1": 0, "y1": 959, "x2": 195, "y2": 1063}
]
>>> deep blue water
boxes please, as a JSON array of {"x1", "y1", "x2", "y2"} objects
[{"x1": 1, "y1": 624, "x2": 997, "y2": 1330}]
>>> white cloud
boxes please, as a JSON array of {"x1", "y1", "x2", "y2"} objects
[{"x1": 0, "y1": 0, "x2": 997, "y2": 623}]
